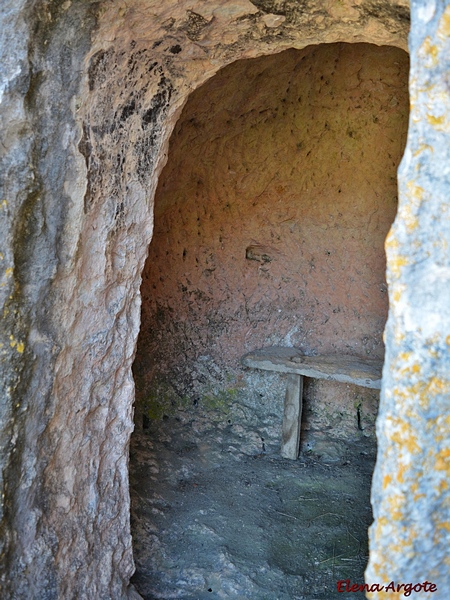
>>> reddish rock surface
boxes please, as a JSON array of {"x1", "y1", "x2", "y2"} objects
[{"x1": 136, "y1": 42, "x2": 409, "y2": 445}]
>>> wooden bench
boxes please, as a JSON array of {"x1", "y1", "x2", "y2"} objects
[{"x1": 241, "y1": 347, "x2": 383, "y2": 460}]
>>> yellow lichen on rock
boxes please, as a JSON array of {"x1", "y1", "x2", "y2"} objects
[{"x1": 437, "y1": 5, "x2": 450, "y2": 39}]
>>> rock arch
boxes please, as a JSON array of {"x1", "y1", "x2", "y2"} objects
[{"x1": 1, "y1": 1, "x2": 449, "y2": 598}]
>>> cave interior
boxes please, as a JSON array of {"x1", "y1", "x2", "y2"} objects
[{"x1": 129, "y1": 42, "x2": 410, "y2": 600}]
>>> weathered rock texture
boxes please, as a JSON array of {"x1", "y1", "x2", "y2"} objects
[
  {"x1": 0, "y1": 0, "x2": 448, "y2": 598},
  {"x1": 135, "y1": 42, "x2": 409, "y2": 450},
  {"x1": 366, "y1": 2, "x2": 450, "y2": 595}
]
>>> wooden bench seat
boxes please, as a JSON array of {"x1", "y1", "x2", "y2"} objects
[{"x1": 241, "y1": 346, "x2": 383, "y2": 460}]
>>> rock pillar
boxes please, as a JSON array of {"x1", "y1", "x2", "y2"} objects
[{"x1": 367, "y1": 2, "x2": 450, "y2": 597}]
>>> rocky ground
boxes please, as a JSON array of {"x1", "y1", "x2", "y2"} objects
[{"x1": 130, "y1": 417, "x2": 376, "y2": 600}]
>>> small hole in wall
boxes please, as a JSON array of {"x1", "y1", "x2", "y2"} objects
[{"x1": 130, "y1": 41, "x2": 409, "y2": 599}]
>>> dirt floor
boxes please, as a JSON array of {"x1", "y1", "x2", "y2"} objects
[{"x1": 130, "y1": 417, "x2": 376, "y2": 600}]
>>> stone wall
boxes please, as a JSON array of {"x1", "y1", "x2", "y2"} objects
[
  {"x1": 1, "y1": 0, "x2": 448, "y2": 599},
  {"x1": 135, "y1": 42, "x2": 409, "y2": 451},
  {"x1": 367, "y1": 2, "x2": 450, "y2": 596}
]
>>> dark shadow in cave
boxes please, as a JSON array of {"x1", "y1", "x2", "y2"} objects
[{"x1": 130, "y1": 42, "x2": 409, "y2": 600}]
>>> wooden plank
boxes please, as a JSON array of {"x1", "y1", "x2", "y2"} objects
[
  {"x1": 242, "y1": 346, "x2": 383, "y2": 389},
  {"x1": 281, "y1": 374, "x2": 303, "y2": 460}
]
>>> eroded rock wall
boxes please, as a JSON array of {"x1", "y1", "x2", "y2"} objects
[
  {"x1": 135, "y1": 42, "x2": 409, "y2": 452},
  {"x1": 1, "y1": 1, "x2": 106, "y2": 597},
  {"x1": 367, "y1": 2, "x2": 450, "y2": 595},
  {"x1": 2, "y1": 0, "x2": 448, "y2": 598}
]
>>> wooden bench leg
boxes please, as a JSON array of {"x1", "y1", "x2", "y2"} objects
[{"x1": 281, "y1": 374, "x2": 303, "y2": 460}]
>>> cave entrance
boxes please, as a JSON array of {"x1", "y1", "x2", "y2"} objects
[{"x1": 130, "y1": 43, "x2": 409, "y2": 599}]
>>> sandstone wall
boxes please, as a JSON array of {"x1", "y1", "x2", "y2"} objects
[
  {"x1": 135, "y1": 42, "x2": 409, "y2": 450},
  {"x1": 1, "y1": 1, "x2": 448, "y2": 599}
]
